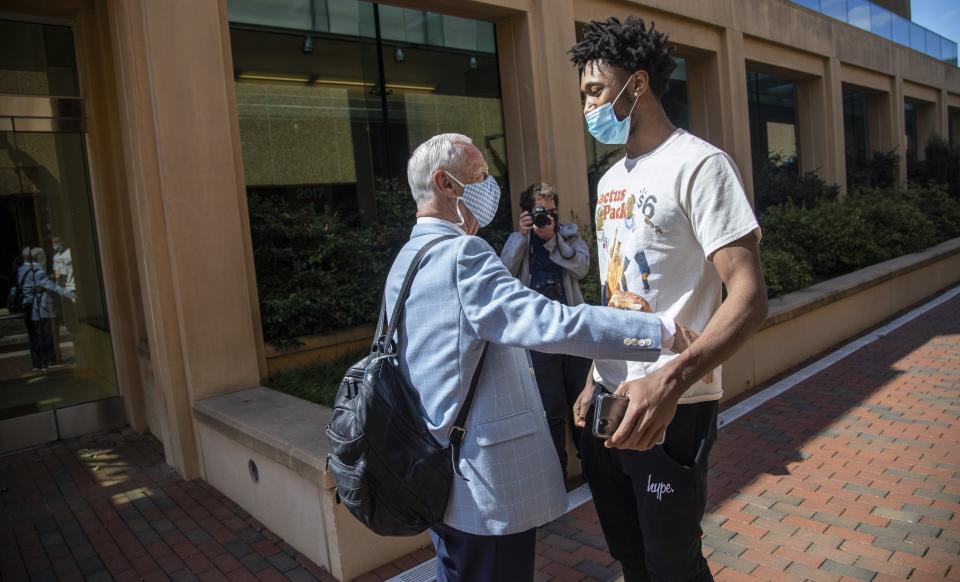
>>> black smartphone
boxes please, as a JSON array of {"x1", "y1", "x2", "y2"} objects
[
  {"x1": 592, "y1": 393, "x2": 667, "y2": 444},
  {"x1": 592, "y1": 393, "x2": 629, "y2": 439}
]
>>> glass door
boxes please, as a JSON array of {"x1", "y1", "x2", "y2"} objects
[{"x1": 0, "y1": 19, "x2": 122, "y2": 453}]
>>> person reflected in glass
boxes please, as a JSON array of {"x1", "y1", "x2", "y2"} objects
[
  {"x1": 51, "y1": 237, "x2": 74, "y2": 292},
  {"x1": 8, "y1": 248, "x2": 38, "y2": 369},
  {"x1": 51, "y1": 236, "x2": 74, "y2": 365},
  {"x1": 22, "y1": 247, "x2": 75, "y2": 371}
]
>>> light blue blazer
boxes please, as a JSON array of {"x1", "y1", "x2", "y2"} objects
[{"x1": 386, "y1": 220, "x2": 663, "y2": 536}]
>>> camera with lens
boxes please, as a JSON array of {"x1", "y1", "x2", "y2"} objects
[{"x1": 532, "y1": 207, "x2": 556, "y2": 229}]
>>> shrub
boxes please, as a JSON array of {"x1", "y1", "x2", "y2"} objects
[
  {"x1": 760, "y1": 248, "x2": 812, "y2": 298},
  {"x1": 847, "y1": 149, "x2": 899, "y2": 190},
  {"x1": 917, "y1": 137, "x2": 960, "y2": 199},
  {"x1": 249, "y1": 178, "x2": 514, "y2": 347},
  {"x1": 249, "y1": 180, "x2": 412, "y2": 347},
  {"x1": 753, "y1": 154, "x2": 840, "y2": 213},
  {"x1": 263, "y1": 356, "x2": 357, "y2": 407},
  {"x1": 759, "y1": 185, "x2": 957, "y2": 297}
]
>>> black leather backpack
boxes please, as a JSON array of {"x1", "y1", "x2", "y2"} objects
[{"x1": 325, "y1": 235, "x2": 488, "y2": 536}]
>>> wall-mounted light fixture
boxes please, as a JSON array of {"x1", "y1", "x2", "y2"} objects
[
  {"x1": 303, "y1": 34, "x2": 313, "y2": 54},
  {"x1": 395, "y1": 48, "x2": 405, "y2": 63},
  {"x1": 469, "y1": 56, "x2": 479, "y2": 70},
  {"x1": 236, "y1": 72, "x2": 435, "y2": 92}
]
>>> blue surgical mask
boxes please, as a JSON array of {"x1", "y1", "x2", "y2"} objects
[
  {"x1": 585, "y1": 77, "x2": 639, "y2": 145},
  {"x1": 446, "y1": 173, "x2": 501, "y2": 228}
]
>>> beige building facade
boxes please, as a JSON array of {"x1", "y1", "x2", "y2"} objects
[{"x1": 0, "y1": 0, "x2": 958, "y2": 503}]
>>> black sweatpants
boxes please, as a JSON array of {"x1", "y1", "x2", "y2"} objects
[{"x1": 581, "y1": 386, "x2": 718, "y2": 582}]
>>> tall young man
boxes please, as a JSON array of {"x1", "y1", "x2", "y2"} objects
[{"x1": 569, "y1": 17, "x2": 768, "y2": 581}]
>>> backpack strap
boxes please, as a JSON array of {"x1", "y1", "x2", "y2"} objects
[
  {"x1": 380, "y1": 234, "x2": 455, "y2": 353},
  {"x1": 374, "y1": 232, "x2": 488, "y2": 480},
  {"x1": 448, "y1": 341, "x2": 489, "y2": 481},
  {"x1": 371, "y1": 296, "x2": 388, "y2": 352}
]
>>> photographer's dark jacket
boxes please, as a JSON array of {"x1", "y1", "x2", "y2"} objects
[{"x1": 500, "y1": 222, "x2": 590, "y2": 306}]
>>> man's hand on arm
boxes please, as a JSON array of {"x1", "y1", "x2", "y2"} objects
[{"x1": 607, "y1": 233, "x2": 767, "y2": 451}]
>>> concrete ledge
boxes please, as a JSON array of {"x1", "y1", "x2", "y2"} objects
[
  {"x1": 723, "y1": 237, "x2": 960, "y2": 401},
  {"x1": 194, "y1": 387, "x2": 430, "y2": 581},
  {"x1": 762, "y1": 237, "x2": 960, "y2": 330},
  {"x1": 265, "y1": 325, "x2": 375, "y2": 375},
  {"x1": 194, "y1": 387, "x2": 332, "y2": 485}
]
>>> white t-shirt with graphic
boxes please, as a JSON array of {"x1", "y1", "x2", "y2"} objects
[{"x1": 592, "y1": 129, "x2": 760, "y2": 404}]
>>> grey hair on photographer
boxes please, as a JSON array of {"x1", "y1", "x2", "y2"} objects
[{"x1": 407, "y1": 133, "x2": 473, "y2": 208}]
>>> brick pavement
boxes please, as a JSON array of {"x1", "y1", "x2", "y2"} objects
[
  {"x1": 362, "y1": 293, "x2": 960, "y2": 582},
  {"x1": 1, "y1": 293, "x2": 958, "y2": 582},
  {"x1": 0, "y1": 429, "x2": 337, "y2": 582}
]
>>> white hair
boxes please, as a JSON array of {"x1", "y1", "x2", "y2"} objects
[
  {"x1": 30, "y1": 247, "x2": 45, "y2": 263},
  {"x1": 407, "y1": 133, "x2": 474, "y2": 208}
]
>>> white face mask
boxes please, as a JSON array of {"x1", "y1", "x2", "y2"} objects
[
  {"x1": 445, "y1": 173, "x2": 501, "y2": 228},
  {"x1": 585, "y1": 75, "x2": 639, "y2": 145}
]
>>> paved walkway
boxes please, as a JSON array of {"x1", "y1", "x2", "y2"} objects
[{"x1": 1, "y1": 293, "x2": 958, "y2": 581}]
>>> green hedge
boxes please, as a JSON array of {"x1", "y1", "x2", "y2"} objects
[
  {"x1": 250, "y1": 179, "x2": 512, "y2": 346},
  {"x1": 250, "y1": 143, "x2": 960, "y2": 345},
  {"x1": 759, "y1": 182, "x2": 960, "y2": 297},
  {"x1": 249, "y1": 180, "x2": 412, "y2": 347}
]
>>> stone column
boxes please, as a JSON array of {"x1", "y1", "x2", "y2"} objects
[
  {"x1": 688, "y1": 53, "x2": 725, "y2": 148},
  {"x1": 498, "y1": 0, "x2": 590, "y2": 226},
  {"x1": 106, "y1": 0, "x2": 263, "y2": 478},
  {"x1": 792, "y1": 57, "x2": 844, "y2": 192},
  {"x1": 717, "y1": 28, "x2": 754, "y2": 204},
  {"x1": 866, "y1": 90, "x2": 893, "y2": 155},
  {"x1": 890, "y1": 77, "x2": 907, "y2": 185},
  {"x1": 824, "y1": 57, "x2": 847, "y2": 193}
]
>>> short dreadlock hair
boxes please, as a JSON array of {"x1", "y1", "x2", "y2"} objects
[{"x1": 569, "y1": 17, "x2": 676, "y2": 98}]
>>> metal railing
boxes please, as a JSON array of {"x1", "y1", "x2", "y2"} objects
[{"x1": 790, "y1": 0, "x2": 958, "y2": 67}]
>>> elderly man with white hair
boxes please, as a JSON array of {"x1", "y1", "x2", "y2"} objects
[{"x1": 382, "y1": 133, "x2": 689, "y2": 581}]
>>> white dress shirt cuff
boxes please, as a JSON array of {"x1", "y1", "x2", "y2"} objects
[{"x1": 659, "y1": 316, "x2": 676, "y2": 351}]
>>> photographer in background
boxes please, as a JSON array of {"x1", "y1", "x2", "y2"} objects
[{"x1": 500, "y1": 182, "x2": 592, "y2": 479}]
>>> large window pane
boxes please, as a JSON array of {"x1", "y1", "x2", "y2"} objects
[
  {"x1": 232, "y1": 25, "x2": 380, "y2": 214},
  {"x1": 910, "y1": 22, "x2": 926, "y2": 52},
  {"x1": 382, "y1": 45, "x2": 505, "y2": 182},
  {"x1": 747, "y1": 72, "x2": 798, "y2": 163},
  {"x1": 229, "y1": 2, "x2": 509, "y2": 343},
  {"x1": 747, "y1": 71, "x2": 799, "y2": 210},
  {"x1": 904, "y1": 102, "x2": 917, "y2": 162},
  {"x1": 820, "y1": 0, "x2": 848, "y2": 21},
  {"x1": 869, "y1": 5, "x2": 892, "y2": 40},
  {"x1": 944, "y1": 39, "x2": 958, "y2": 66},
  {"x1": 843, "y1": 88, "x2": 873, "y2": 190},
  {"x1": 662, "y1": 58, "x2": 689, "y2": 133},
  {"x1": 891, "y1": 14, "x2": 910, "y2": 46},
  {"x1": 0, "y1": 130, "x2": 119, "y2": 418},
  {"x1": 228, "y1": 0, "x2": 313, "y2": 30},
  {"x1": 926, "y1": 30, "x2": 942, "y2": 59},
  {"x1": 0, "y1": 20, "x2": 78, "y2": 97},
  {"x1": 0, "y1": 18, "x2": 118, "y2": 438},
  {"x1": 847, "y1": 0, "x2": 871, "y2": 31}
]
